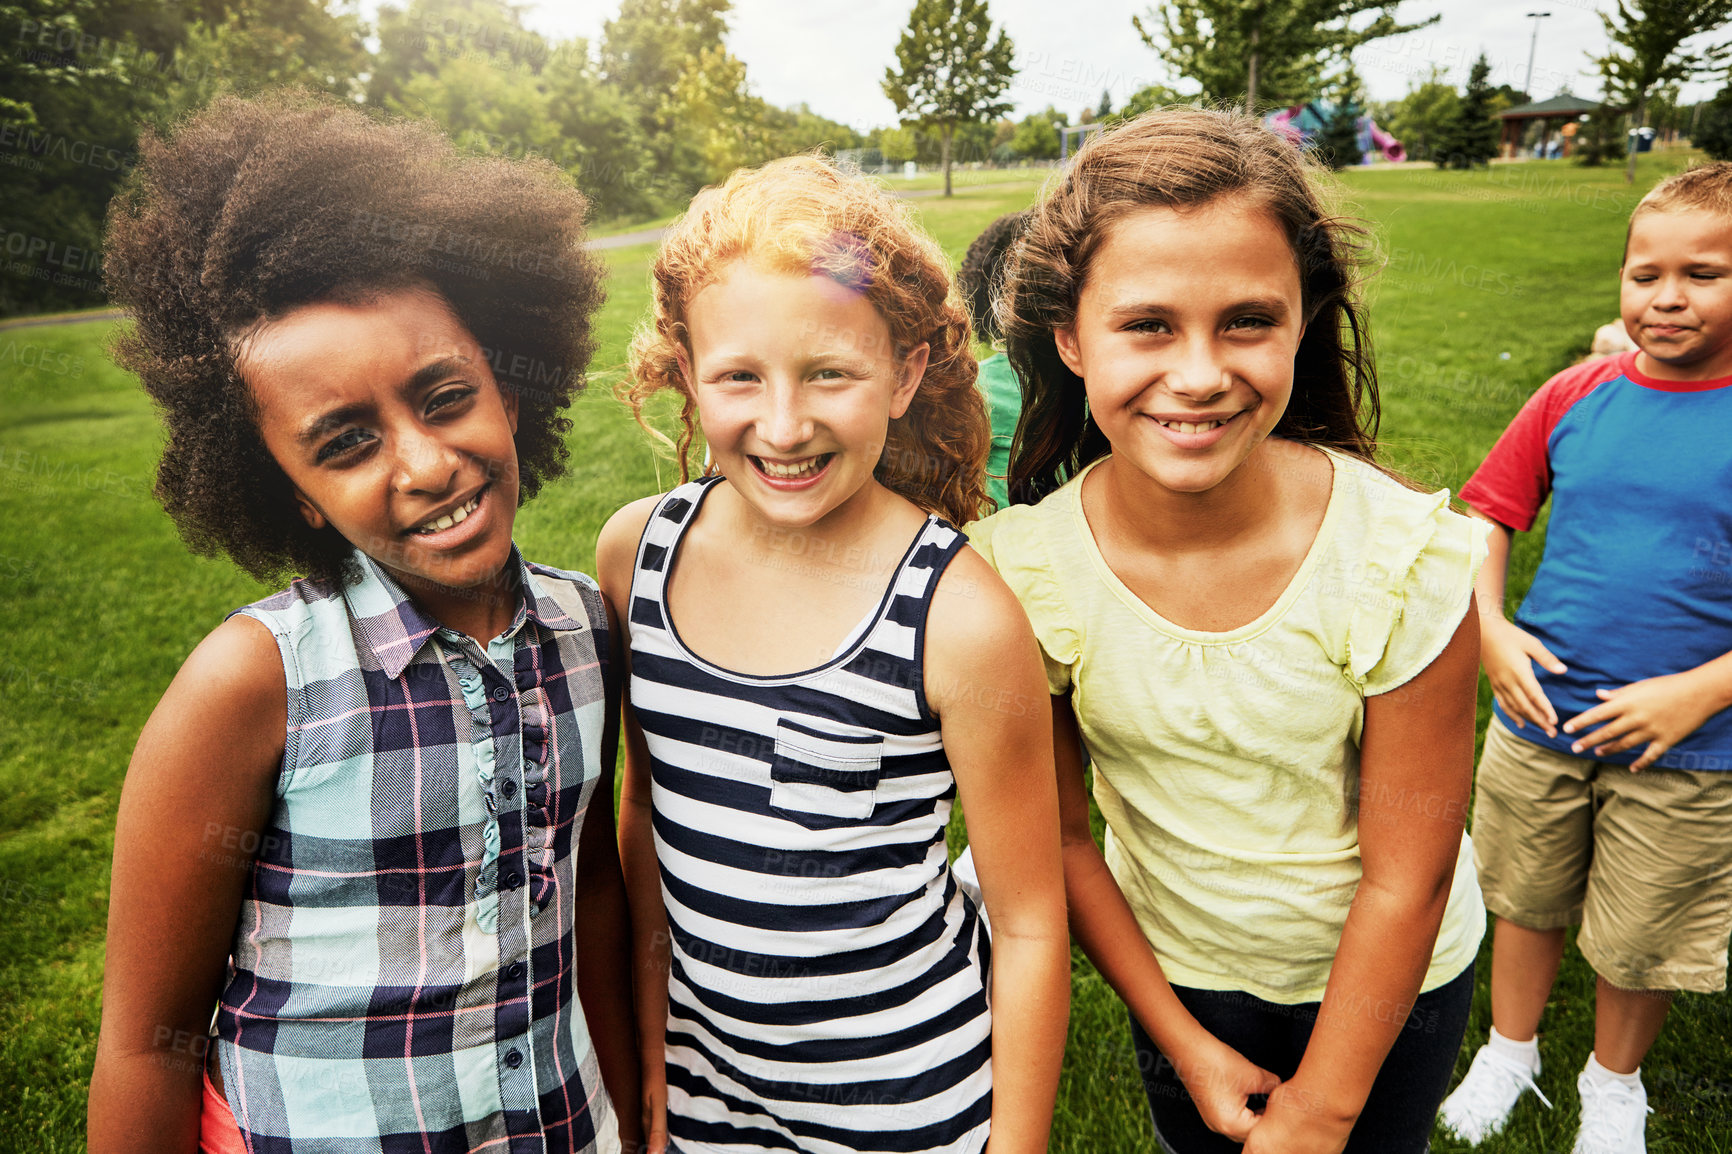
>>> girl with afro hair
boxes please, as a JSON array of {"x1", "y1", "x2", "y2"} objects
[{"x1": 88, "y1": 92, "x2": 639, "y2": 1153}]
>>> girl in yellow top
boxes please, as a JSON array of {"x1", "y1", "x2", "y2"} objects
[{"x1": 968, "y1": 108, "x2": 1489, "y2": 1154}]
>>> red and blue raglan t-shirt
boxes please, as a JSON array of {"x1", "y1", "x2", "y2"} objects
[{"x1": 1460, "y1": 351, "x2": 1732, "y2": 771}]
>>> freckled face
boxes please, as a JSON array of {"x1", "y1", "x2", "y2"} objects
[
  {"x1": 682, "y1": 260, "x2": 927, "y2": 529},
  {"x1": 1055, "y1": 197, "x2": 1307, "y2": 495},
  {"x1": 1621, "y1": 208, "x2": 1732, "y2": 379},
  {"x1": 239, "y1": 287, "x2": 520, "y2": 592}
]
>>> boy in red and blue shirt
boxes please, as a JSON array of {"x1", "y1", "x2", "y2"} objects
[{"x1": 1441, "y1": 164, "x2": 1732, "y2": 1154}]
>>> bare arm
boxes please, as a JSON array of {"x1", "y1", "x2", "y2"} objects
[
  {"x1": 574, "y1": 598, "x2": 644, "y2": 1148},
  {"x1": 1049, "y1": 695, "x2": 1279, "y2": 1142},
  {"x1": 1468, "y1": 508, "x2": 1567, "y2": 737},
  {"x1": 927, "y1": 552, "x2": 1069, "y2": 1154},
  {"x1": 597, "y1": 497, "x2": 670, "y2": 1154},
  {"x1": 87, "y1": 615, "x2": 286, "y2": 1153},
  {"x1": 1244, "y1": 606, "x2": 1481, "y2": 1154}
]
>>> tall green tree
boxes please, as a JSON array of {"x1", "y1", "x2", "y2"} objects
[
  {"x1": 1434, "y1": 53, "x2": 1500, "y2": 169},
  {"x1": 153, "y1": 0, "x2": 367, "y2": 124},
  {"x1": 371, "y1": 0, "x2": 552, "y2": 112},
  {"x1": 1008, "y1": 105, "x2": 1066, "y2": 160},
  {"x1": 1575, "y1": 103, "x2": 1629, "y2": 167},
  {"x1": 598, "y1": 0, "x2": 729, "y2": 99},
  {"x1": 597, "y1": 0, "x2": 731, "y2": 198},
  {"x1": 1596, "y1": 0, "x2": 1732, "y2": 183},
  {"x1": 881, "y1": 0, "x2": 1016, "y2": 197},
  {"x1": 1694, "y1": 83, "x2": 1732, "y2": 159},
  {"x1": 1133, "y1": 0, "x2": 1435, "y2": 112},
  {"x1": 1314, "y1": 68, "x2": 1363, "y2": 169},
  {"x1": 0, "y1": 0, "x2": 365, "y2": 316},
  {"x1": 664, "y1": 43, "x2": 779, "y2": 182},
  {"x1": 1383, "y1": 66, "x2": 1461, "y2": 163}
]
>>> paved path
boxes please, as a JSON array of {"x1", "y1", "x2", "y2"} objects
[
  {"x1": 0, "y1": 307, "x2": 125, "y2": 331},
  {"x1": 589, "y1": 227, "x2": 670, "y2": 250},
  {"x1": 587, "y1": 177, "x2": 1043, "y2": 250}
]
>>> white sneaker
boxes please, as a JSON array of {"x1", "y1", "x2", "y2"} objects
[
  {"x1": 1439, "y1": 1043, "x2": 1553, "y2": 1144},
  {"x1": 1571, "y1": 1065, "x2": 1653, "y2": 1154}
]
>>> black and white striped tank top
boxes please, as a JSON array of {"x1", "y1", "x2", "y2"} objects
[{"x1": 628, "y1": 478, "x2": 993, "y2": 1154}]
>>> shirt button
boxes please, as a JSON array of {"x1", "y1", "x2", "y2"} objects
[
  {"x1": 504, "y1": 1048, "x2": 522, "y2": 1069},
  {"x1": 503, "y1": 871, "x2": 521, "y2": 890},
  {"x1": 493, "y1": 686, "x2": 509, "y2": 701},
  {"x1": 501, "y1": 779, "x2": 517, "y2": 799},
  {"x1": 507, "y1": 961, "x2": 525, "y2": 979}
]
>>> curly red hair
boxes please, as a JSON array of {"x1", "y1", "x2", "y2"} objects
[{"x1": 624, "y1": 155, "x2": 990, "y2": 526}]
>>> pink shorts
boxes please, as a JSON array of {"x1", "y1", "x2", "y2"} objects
[{"x1": 200, "y1": 1068, "x2": 246, "y2": 1154}]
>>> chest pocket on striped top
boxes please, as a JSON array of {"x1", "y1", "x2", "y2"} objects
[{"x1": 769, "y1": 719, "x2": 882, "y2": 821}]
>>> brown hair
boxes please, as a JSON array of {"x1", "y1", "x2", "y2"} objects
[
  {"x1": 624, "y1": 155, "x2": 990, "y2": 526},
  {"x1": 105, "y1": 90, "x2": 604, "y2": 586},
  {"x1": 1002, "y1": 106, "x2": 1380, "y2": 504},
  {"x1": 1625, "y1": 160, "x2": 1732, "y2": 259}
]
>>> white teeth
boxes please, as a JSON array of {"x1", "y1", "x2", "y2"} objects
[
  {"x1": 758, "y1": 456, "x2": 825, "y2": 479},
  {"x1": 413, "y1": 491, "x2": 482, "y2": 535},
  {"x1": 1161, "y1": 419, "x2": 1225, "y2": 434}
]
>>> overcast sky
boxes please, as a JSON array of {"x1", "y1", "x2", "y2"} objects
[{"x1": 485, "y1": 2, "x2": 1723, "y2": 129}]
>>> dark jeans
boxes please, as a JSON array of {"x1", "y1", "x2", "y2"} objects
[{"x1": 1128, "y1": 963, "x2": 1474, "y2": 1154}]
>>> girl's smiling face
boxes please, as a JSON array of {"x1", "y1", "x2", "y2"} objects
[
  {"x1": 239, "y1": 287, "x2": 521, "y2": 600},
  {"x1": 682, "y1": 260, "x2": 928, "y2": 528},
  {"x1": 1055, "y1": 196, "x2": 1306, "y2": 495}
]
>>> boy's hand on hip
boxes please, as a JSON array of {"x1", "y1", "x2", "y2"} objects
[
  {"x1": 1173, "y1": 1037, "x2": 1281, "y2": 1142},
  {"x1": 1564, "y1": 668, "x2": 1722, "y2": 770},
  {"x1": 1239, "y1": 1081, "x2": 1351, "y2": 1154},
  {"x1": 1480, "y1": 615, "x2": 1567, "y2": 737}
]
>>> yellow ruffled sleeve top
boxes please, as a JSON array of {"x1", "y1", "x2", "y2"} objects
[{"x1": 968, "y1": 448, "x2": 1490, "y2": 1004}]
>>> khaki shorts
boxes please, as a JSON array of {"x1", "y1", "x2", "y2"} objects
[{"x1": 1473, "y1": 716, "x2": 1732, "y2": 993}]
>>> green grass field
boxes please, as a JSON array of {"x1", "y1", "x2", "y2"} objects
[{"x1": 4, "y1": 154, "x2": 1732, "y2": 1150}]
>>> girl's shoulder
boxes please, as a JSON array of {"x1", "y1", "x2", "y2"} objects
[
  {"x1": 595, "y1": 481, "x2": 717, "y2": 609},
  {"x1": 229, "y1": 570, "x2": 353, "y2": 660},
  {"x1": 520, "y1": 559, "x2": 607, "y2": 634},
  {"x1": 965, "y1": 480, "x2": 1083, "y2": 576},
  {"x1": 964, "y1": 485, "x2": 1090, "y2": 675},
  {"x1": 1314, "y1": 449, "x2": 1491, "y2": 691},
  {"x1": 1319, "y1": 449, "x2": 1488, "y2": 568}
]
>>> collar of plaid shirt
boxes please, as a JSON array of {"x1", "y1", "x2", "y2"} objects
[{"x1": 346, "y1": 544, "x2": 586, "y2": 680}]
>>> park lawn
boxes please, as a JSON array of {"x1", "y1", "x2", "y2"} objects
[{"x1": 3, "y1": 154, "x2": 1731, "y2": 1151}]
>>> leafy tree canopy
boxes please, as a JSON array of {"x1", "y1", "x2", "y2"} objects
[
  {"x1": 1595, "y1": 0, "x2": 1732, "y2": 180},
  {"x1": 1133, "y1": 0, "x2": 1435, "y2": 112},
  {"x1": 882, "y1": 0, "x2": 1015, "y2": 195},
  {"x1": 1381, "y1": 66, "x2": 1460, "y2": 164},
  {"x1": 1434, "y1": 53, "x2": 1500, "y2": 169}
]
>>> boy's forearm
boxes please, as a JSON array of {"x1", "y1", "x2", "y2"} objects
[
  {"x1": 1685, "y1": 648, "x2": 1732, "y2": 714},
  {"x1": 1468, "y1": 511, "x2": 1514, "y2": 619},
  {"x1": 982, "y1": 929, "x2": 1070, "y2": 1154}
]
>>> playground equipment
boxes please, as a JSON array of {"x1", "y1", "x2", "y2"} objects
[{"x1": 1265, "y1": 102, "x2": 1407, "y2": 164}]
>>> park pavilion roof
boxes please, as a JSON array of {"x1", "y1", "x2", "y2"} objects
[{"x1": 1498, "y1": 95, "x2": 1602, "y2": 121}]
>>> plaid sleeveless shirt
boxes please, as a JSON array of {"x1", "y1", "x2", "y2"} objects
[{"x1": 214, "y1": 547, "x2": 621, "y2": 1153}]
